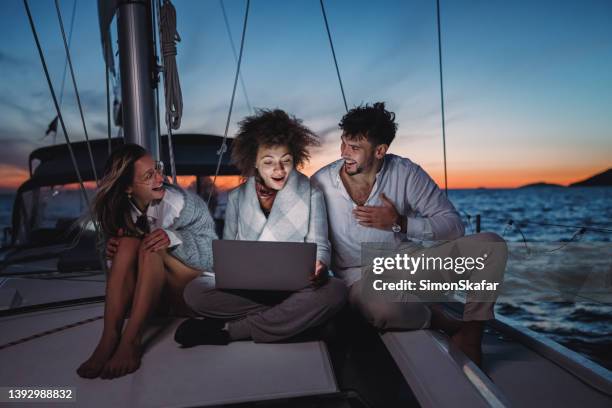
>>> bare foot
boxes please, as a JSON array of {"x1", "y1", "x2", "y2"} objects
[
  {"x1": 100, "y1": 340, "x2": 142, "y2": 379},
  {"x1": 430, "y1": 306, "x2": 463, "y2": 337},
  {"x1": 450, "y1": 321, "x2": 484, "y2": 367},
  {"x1": 77, "y1": 332, "x2": 120, "y2": 379}
]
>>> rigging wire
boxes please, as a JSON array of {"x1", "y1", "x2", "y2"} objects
[
  {"x1": 54, "y1": 0, "x2": 99, "y2": 184},
  {"x1": 208, "y1": 0, "x2": 251, "y2": 207},
  {"x1": 42, "y1": 0, "x2": 76, "y2": 145},
  {"x1": 220, "y1": 0, "x2": 253, "y2": 115},
  {"x1": 23, "y1": 0, "x2": 104, "y2": 264},
  {"x1": 105, "y1": 64, "x2": 112, "y2": 155},
  {"x1": 44, "y1": 0, "x2": 76, "y2": 145},
  {"x1": 435, "y1": 0, "x2": 449, "y2": 196},
  {"x1": 319, "y1": 0, "x2": 348, "y2": 113},
  {"x1": 57, "y1": 0, "x2": 76, "y2": 109},
  {"x1": 23, "y1": 0, "x2": 92, "y2": 213}
]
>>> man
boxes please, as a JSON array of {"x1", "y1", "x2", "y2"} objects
[{"x1": 311, "y1": 102, "x2": 507, "y2": 365}]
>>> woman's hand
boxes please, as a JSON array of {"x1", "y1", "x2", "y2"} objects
[
  {"x1": 143, "y1": 228, "x2": 170, "y2": 252},
  {"x1": 311, "y1": 260, "x2": 329, "y2": 287},
  {"x1": 105, "y1": 228, "x2": 124, "y2": 259}
]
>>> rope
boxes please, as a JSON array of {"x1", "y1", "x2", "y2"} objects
[
  {"x1": 502, "y1": 219, "x2": 589, "y2": 257},
  {"x1": 519, "y1": 220, "x2": 612, "y2": 234},
  {"x1": 220, "y1": 0, "x2": 253, "y2": 114},
  {"x1": 208, "y1": 0, "x2": 251, "y2": 207},
  {"x1": 456, "y1": 209, "x2": 612, "y2": 235},
  {"x1": 153, "y1": 0, "x2": 163, "y2": 166},
  {"x1": 458, "y1": 211, "x2": 609, "y2": 255},
  {"x1": 319, "y1": 0, "x2": 348, "y2": 113},
  {"x1": 54, "y1": 0, "x2": 98, "y2": 184},
  {"x1": 436, "y1": 0, "x2": 449, "y2": 196},
  {"x1": 159, "y1": 0, "x2": 182, "y2": 184},
  {"x1": 0, "y1": 315, "x2": 103, "y2": 351}
]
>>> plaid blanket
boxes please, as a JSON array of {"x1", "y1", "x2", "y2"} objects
[{"x1": 223, "y1": 170, "x2": 331, "y2": 265}]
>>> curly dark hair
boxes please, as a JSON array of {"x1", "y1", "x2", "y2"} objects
[
  {"x1": 231, "y1": 109, "x2": 320, "y2": 177},
  {"x1": 339, "y1": 102, "x2": 398, "y2": 146}
]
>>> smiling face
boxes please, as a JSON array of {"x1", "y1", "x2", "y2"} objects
[
  {"x1": 340, "y1": 134, "x2": 378, "y2": 176},
  {"x1": 255, "y1": 144, "x2": 294, "y2": 190},
  {"x1": 125, "y1": 154, "x2": 165, "y2": 208},
  {"x1": 340, "y1": 133, "x2": 389, "y2": 176}
]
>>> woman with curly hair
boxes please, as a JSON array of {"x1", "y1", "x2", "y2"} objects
[
  {"x1": 175, "y1": 109, "x2": 347, "y2": 346},
  {"x1": 77, "y1": 144, "x2": 217, "y2": 379}
]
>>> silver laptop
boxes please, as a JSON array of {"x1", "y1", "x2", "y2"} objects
[{"x1": 213, "y1": 240, "x2": 316, "y2": 291}]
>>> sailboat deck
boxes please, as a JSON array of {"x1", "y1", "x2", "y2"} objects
[
  {"x1": 0, "y1": 304, "x2": 339, "y2": 408},
  {"x1": 1, "y1": 255, "x2": 611, "y2": 407}
]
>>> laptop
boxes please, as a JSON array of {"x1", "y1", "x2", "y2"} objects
[{"x1": 213, "y1": 240, "x2": 317, "y2": 291}]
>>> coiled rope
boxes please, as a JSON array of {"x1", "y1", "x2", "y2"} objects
[{"x1": 159, "y1": 0, "x2": 182, "y2": 184}]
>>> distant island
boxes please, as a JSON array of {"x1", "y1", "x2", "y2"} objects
[
  {"x1": 569, "y1": 168, "x2": 612, "y2": 187},
  {"x1": 517, "y1": 168, "x2": 612, "y2": 188},
  {"x1": 519, "y1": 182, "x2": 564, "y2": 189}
]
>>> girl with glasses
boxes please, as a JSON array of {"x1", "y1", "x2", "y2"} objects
[{"x1": 77, "y1": 144, "x2": 217, "y2": 379}]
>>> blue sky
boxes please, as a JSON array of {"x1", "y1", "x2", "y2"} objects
[{"x1": 0, "y1": 0, "x2": 611, "y2": 188}]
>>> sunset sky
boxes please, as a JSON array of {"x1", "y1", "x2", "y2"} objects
[{"x1": 0, "y1": 0, "x2": 610, "y2": 191}]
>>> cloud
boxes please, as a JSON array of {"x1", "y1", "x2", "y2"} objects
[
  {"x1": 71, "y1": 89, "x2": 108, "y2": 113},
  {"x1": 0, "y1": 51, "x2": 30, "y2": 68},
  {"x1": 0, "y1": 136, "x2": 43, "y2": 169}
]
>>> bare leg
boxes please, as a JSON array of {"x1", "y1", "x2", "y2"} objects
[
  {"x1": 101, "y1": 244, "x2": 165, "y2": 379},
  {"x1": 77, "y1": 237, "x2": 140, "y2": 378},
  {"x1": 162, "y1": 252, "x2": 201, "y2": 316},
  {"x1": 101, "y1": 249, "x2": 201, "y2": 378}
]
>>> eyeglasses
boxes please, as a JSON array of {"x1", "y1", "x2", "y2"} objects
[{"x1": 135, "y1": 161, "x2": 165, "y2": 185}]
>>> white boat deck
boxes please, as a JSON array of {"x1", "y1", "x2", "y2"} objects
[
  {"x1": 1, "y1": 257, "x2": 611, "y2": 407},
  {"x1": 383, "y1": 327, "x2": 612, "y2": 408},
  {"x1": 0, "y1": 304, "x2": 338, "y2": 407}
]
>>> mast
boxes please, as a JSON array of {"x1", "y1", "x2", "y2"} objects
[{"x1": 116, "y1": 0, "x2": 159, "y2": 159}]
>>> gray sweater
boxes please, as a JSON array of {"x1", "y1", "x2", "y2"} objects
[{"x1": 167, "y1": 185, "x2": 217, "y2": 272}]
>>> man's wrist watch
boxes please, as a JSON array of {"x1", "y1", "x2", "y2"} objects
[{"x1": 391, "y1": 221, "x2": 402, "y2": 233}]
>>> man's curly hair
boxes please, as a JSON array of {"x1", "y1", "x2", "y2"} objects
[
  {"x1": 339, "y1": 102, "x2": 398, "y2": 146},
  {"x1": 231, "y1": 109, "x2": 320, "y2": 177}
]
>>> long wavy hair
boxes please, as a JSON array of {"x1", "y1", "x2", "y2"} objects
[{"x1": 92, "y1": 144, "x2": 147, "y2": 237}]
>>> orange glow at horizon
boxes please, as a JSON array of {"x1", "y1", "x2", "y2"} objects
[
  {"x1": 0, "y1": 165, "x2": 30, "y2": 190},
  {"x1": 0, "y1": 164, "x2": 608, "y2": 191},
  {"x1": 301, "y1": 161, "x2": 609, "y2": 189}
]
